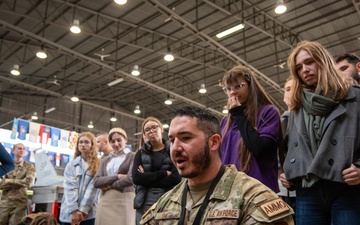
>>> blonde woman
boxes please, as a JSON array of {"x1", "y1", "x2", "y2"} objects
[
  {"x1": 281, "y1": 41, "x2": 360, "y2": 224},
  {"x1": 132, "y1": 117, "x2": 181, "y2": 225},
  {"x1": 94, "y1": 128, "x2": 135, "y2": 225},
  {"x1": 59, "y1": 132, "x2": 100, "y2": 225}
]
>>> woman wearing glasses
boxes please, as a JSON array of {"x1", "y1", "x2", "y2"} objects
[
  {"x1": 93, "y1": 128, "x2": 135, "y2": 225},
  {"x1": 59, "y1": 132, "x2": 100, "y2": 225},
  {"x1": 132, "y1": 117, "x2": 181, "y2": 225},
  {"x1": 220, "y1": 65, "x2": 282, "y2": 193}
]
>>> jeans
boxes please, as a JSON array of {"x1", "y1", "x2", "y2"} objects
[
  {"x1": 61, "y1": 218, "x2": 95, "y2": 225},
  {"x1": 296, "y1": 179, "x2": 360, "y2": 225}
]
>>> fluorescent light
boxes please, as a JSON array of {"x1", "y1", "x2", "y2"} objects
[
  {"x1": 45, "y1": 107, "x2": 56, "y2": 113},
  {"x1": 216, "y1": 24, "x2": 245, "y2": 39},
  {"x1": 107, "y1": 78, "x2": 124, "y2": 87},
  {"x1": 70, "y1": 19, "x2": 81, "y2": 34}
]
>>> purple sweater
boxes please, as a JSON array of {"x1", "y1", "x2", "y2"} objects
[{"x1": 220, "y1": 104, "x2": 280, "y2": 192}]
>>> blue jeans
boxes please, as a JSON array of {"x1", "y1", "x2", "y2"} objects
[{"x1": 296, "y1": 179, "x2": 360, "y2": 225}]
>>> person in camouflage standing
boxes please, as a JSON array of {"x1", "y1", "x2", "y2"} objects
[
  {"x1": 140, "y1": 106, "x2": 294, "y2": 225},
  {"x1": 0, "y1": 143, "x2": 35, "y2": 225}
]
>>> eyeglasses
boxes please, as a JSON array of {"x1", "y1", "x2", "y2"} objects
[
  {"x1": 79, "y1": 140, "x2": 91, "y2": 145},
  {"x1": 222, "y1": 82, "x2": 247, "y2": 94},
  {"x1": 144, "y1": 125, "x2": 159, "y2": 134}
]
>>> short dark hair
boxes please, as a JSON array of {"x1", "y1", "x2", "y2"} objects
[
  {"x1": 335, "y1": 53, "x2": 360, "y2": 65},
  {"x1": 172, "y1": 106, "x2": 221, "y2": 139}
]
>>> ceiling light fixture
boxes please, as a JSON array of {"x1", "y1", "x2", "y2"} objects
[
  {"x1": 134, "y1": 105, "x2": 141, "y2": 114},
  {"x1": 275, "y1": 0, "x2": 287, "y2": 14},
  {"x1": 216, "y1": 24, "x2": 245, "y2": 39},
  {"x1": 222, "y1": 106, "x2": 228, "y2": 114},
  {"x1": 45, "y1": 107, "x2": 56, "y2": 113},
  {"x1": 71, "y1": 96, "x2": 79, "y2": 102},
  {"x1": 131, "y1": 65, "x2": 140, "y2": 76},
  {"x1": 199, "y1": 83, "x2": 207, "y2": 94},
  {"x1": 36, "y1": 47, "x2": 47, "y2": 59},
  {"x1": 107, "y1": 78, "x2": 124, "y2": 87},
  {"x1": 88, "y1": 121, "x2": 94, "y2": 129},
  {"x1": 10, "y1": 64, "x2": 20, "y2": 76},
  {"x1": 164, "y1": 99, "x2": 173, "y2": 105},
  {"x1": 164, "y1": 95, "x2": 173, "y2": 105},
  {"x1": 164, "y1": 48, "x2": 174, "y2": 62},
  {"x1": 70, "y1": 19, "x2": 81, "y2": 34},
  {"x1": 110, "y1": 115, "x2": 117, "y2": 122},
  {"x1": 31, "y1": 112, "x2": 38, "y2": 120},
  {"x1": 114, "y1": 0, "x2": 127, "y2": 5},
  {"x1": 163, "y1": 123, "x2": 169, "y2": 129}
]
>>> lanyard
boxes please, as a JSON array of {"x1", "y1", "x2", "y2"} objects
[{"x1": 177, "y1": 166, "x2": 225, "y2": 225}]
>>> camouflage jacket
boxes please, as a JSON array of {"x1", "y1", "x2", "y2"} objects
[
  {"x1": 140, "y1": 165, "x2": 294, "y2": 225},
  {"x1": 0, "y1": 160, "x2": 35, "y2": 207}
]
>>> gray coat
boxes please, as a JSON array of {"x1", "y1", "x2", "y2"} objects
[
  {"x1": 94, "y1": 151, "x2": 135, "y2": 193},
  {"x1": 284, "y1": 86, "x2": 360, "y2": 184}
]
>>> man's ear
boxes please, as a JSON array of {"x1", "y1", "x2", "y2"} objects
[
  {"x1": 356, "y1": 62, "x2": 360, "y2": 72},
  {"x1": 209, "y1": 134, "x2": 221, "y2": 152}
]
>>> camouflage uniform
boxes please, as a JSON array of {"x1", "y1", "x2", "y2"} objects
[
  {"x1": 0, "y1": 160, "x2": 35, "y2": 225},
  {"x1": 141, "y1": 165, "x2": 294, "y2": 225}
]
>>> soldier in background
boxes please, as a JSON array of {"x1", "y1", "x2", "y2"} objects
[
  {"x1": 0, "y1": 143, "x2": 35, "y2": 225},
  {"x1": 141, "y1": 106, "x2": 294, "y2": 225}
]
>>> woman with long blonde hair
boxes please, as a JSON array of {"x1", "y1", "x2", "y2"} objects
[
  {"x1": 220, "y1": 65, "x2": 282, "y2": 192},
  {"x1": 280, "y1": 41, "x2": 360, "y2": 224},
  {"x1": 59, "y1": 132, "x2": 100, "y2": 225}
]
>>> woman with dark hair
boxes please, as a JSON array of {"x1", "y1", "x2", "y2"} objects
[
  {"x1": 132, "y1": 117, "x2": 181, "y2": 225},
  {"x1": 280, "y1": 40, "x2": 360, "y2": 224},
  {"x1": 220, "y1": 65, "x2": 282, "y2": 192},
  {"x1": 94, "y1": 127, "x2": 135, "y2": 225},
  {"x1": 59, "y1": 132, "x2": 100, "y2": 225}
]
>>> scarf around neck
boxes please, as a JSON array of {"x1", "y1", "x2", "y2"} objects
[{"x1": 301, "y1": 89, "x2": 338, "y2": 187}]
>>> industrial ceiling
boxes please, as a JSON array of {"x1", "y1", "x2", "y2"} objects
[{"x1": 0, "y1": 0, "x2": 359, "y2": 147}]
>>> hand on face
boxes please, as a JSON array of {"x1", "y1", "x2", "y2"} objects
[{"x1": 227, "y1": 95, "x2": 241, "y2": 109}]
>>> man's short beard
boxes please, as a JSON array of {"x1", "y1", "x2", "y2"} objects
[{"x1": 184, "y1": 143, "x2": 211, "y2": 178}]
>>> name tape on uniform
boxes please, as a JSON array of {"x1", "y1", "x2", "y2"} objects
[{"x1": 207, "y1": 209, "x2": 240, "y2": 219}]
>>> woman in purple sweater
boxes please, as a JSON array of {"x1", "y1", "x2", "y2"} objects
[{"x1": 220, "y1": 65, "x2": 282, "y2": 192}]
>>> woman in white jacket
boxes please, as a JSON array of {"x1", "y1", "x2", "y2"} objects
[{"x1": 59, "y1": 132, "x2": 100, "y2": 225}]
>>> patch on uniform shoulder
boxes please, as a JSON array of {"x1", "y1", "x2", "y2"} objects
[
  {"x1": 207, "y1": 209, "x2": 240, "y2": 219},
  {"x1": 258, "y1": 198, "x2": 290, "y2": 219}
]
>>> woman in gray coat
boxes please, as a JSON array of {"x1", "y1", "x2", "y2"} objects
[{"x1": 280, "y1": 41, "x2": 360, "y2": 225}]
